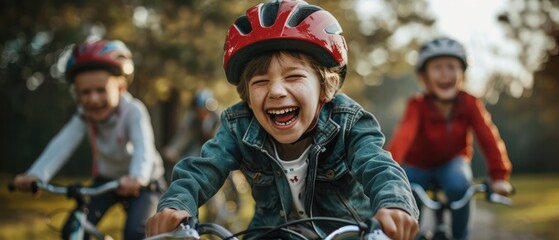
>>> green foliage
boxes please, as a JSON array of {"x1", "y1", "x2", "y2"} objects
[
  {"x1": 2, "y1": 0, "x2": 557, "y2": 176},
  {"x1": 0, "y1": 0, "x2": 436, "y2": 176},
  {"x1": 494, "y1": 174, "x2": 559, "y2": 239}
]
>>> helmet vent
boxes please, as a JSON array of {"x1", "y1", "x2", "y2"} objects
[
  {"x1": 287, "y1": 5, "x2": 321, "y2": 27},
  {"x1": 234, "y1": 15, "x2": 252, "y2": 34},
  {"x1": 261, "y1": 1, "x2": 280, "y2": 27},
  {"x1": 325, "y1": 24, "x2": 342, "y2": 35}
]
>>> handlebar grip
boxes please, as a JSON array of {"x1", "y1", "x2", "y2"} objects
[
  {"x1": 7, "y1": 183, "x2": 16, "y2": 192},
  {"x1": 31, "y1": 182, "x2": 39, "y2": 194},
  {"x1": 187, "y1": 216, "x2": 198, "y2": 227},
  {"x1": 7, "y1": 181, "x2": 39, "y2": 193}
]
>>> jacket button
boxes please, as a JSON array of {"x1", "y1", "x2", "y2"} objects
[
  {"x1": 253, "y1": 172, "x2": 261, "y2": 182},
  {"x1": 276, "y1": 171, "x2": 282, "y2": 177},
  {"x1": 326, "y1": 169, "x2": 335, "y2": 178},
  {"x1": 279, "y1": 210, "x2": 285, "y2": 217}
]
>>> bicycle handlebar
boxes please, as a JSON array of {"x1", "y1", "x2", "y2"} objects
[
  {"x1": 144, "y1": 216, "x2": 389, "y2": 240},
  {"x1": 8, "y1": 180, "x2": 120, "y2": 197},
  {"x1": 324, "y1": 218, "x2": 390, "y2": 240},
  {"x1": 144, "y1": 217, "x2": 237, "y2": 240},
  {"x1": 411, "y1": 181, "x2": 513, "y2": 210}
]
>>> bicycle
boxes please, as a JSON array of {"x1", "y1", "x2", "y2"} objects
[
  {"x1": 411, "y1": 180, "x2": 513, "y2": 240},
  {"x1": 9, "y1": 180, "x2": 122, "y2": 240},
  {"x1": 144, "y1": 215, "x2": 390, "y2": 240}
]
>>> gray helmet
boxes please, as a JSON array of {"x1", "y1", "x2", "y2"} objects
[
  {"x1": 193, "y1": 89, "x2": 218, "y2": 111},
  {"x1": 416, "y1": 37, "x2": 467, "y2": 72}
]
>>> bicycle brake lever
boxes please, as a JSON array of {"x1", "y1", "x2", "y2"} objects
[
  {"x1": 489, "y1": 193, "x2": 513, "y2": 206},
  {"x1": 186, "y1": 217, "x2": 198, "y2": 227},
  {"x1": 171, "y1": 224, "x2": 200, "y2": 240},
  {"x1": 363, "y1": 230, "x2": 391, "y2": 240},
  {"x1": 167, "y1": 217, "x2": 200, "y2": 239},
  {"x1": 363, "y1": 218, "x2": 391, "y2": 240},
  {"x1": 483, "y1": 179, "x2": 514, "y2": 206}
]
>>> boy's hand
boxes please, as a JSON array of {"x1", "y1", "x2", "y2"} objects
[
  {"x1": 118, "y1": 175, "x2": 142, "y2": 197},
  {"x1": 491, "y1": 180, "x2": 513, "y2": 196},
  {"x1": 375, "y1": 208, "x2": 418, "y2": 240},
  {"x1": 146, "y1": 208, "x2": 191, "y2": 237},
  {"x1": 13, "y1": 174, "x2": 40, "y2": 196}
]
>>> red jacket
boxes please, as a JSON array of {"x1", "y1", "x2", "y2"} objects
[{"x1": 387, "y1": 91, "x2": 512, "y2": 180}]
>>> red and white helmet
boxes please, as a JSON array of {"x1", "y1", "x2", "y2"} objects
[
  {"x1": 223, "y1": 0, "x2": 348, "y2": 86},
  {"x1": 65, "y1": 39, "x2": 134, "y2": 83}
]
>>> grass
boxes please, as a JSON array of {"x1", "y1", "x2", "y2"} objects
[
  {"x1": 484, "y1": 174, "x2": 559, "y2": 239},
  {"x1": 0, "y1": 177, "x2": 126, "y2": 239},
  {"x1": 1, "y1": 174, "x2": 558, "y2": 239},
  {"x1": 0, "y1": 174, "x2": 254, "y2": 240}
]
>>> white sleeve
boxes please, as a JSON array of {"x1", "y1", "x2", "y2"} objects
[
  {"x1": 127, "y1": 101, "x2": 158, "y2": 185},
  {"x1": 27, "y1": 114, "x2": 86, "y2": 182}
]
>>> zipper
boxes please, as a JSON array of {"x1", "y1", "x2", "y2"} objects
[
  {"x1": 308, "y1": 146, "x2": 321, "y2": 236},
  {"x1": 308, "y1": 144, "x2": 333, "y2": 237},
  {"x1": 258, "y1": 148, "x2": 289, "y2": 223}
]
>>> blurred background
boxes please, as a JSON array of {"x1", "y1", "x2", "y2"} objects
[{"x1": 0, "y1": 0, "x2": 558, "y2": 239}]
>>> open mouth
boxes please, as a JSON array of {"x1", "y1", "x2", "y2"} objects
[
  {"x1": 436, "y1": 82, "x2": 454, "y2": 90},
  {"x1": 267, "y1": 107, "x2": 299, "y2": 126},
  {"x1": 85, "y1": 105, "x2": 110, "y2": 117},
  {"x1": 87, "y1": 106, "x2": 107, "y2": 113}
]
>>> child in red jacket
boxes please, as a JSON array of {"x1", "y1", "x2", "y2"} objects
[{"x1": 388, "y1": 37, "x2": 513, "y2": 239}]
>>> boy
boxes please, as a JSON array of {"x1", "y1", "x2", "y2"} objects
[
  {"x1": 161, "y1": 88, "x2": 238, "y2": 227},
  {"x1": 162, "y1": 89, "x2": 220, "y2": 163},
  {"x1": 388, "y1": 37, "x2": 513, "y2": 239},
  {"x1": 12, "y1": 39, "x2": 165, "y2": 240},
  {"x1": 146, "y1": 1, "x2": 418, "y2": 239}
]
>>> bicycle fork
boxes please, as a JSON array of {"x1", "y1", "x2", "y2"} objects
[
  {"x1": 432, "y1": 194, "x2": 450, "y2": 240},
  {"x1": 67, "y1": 204, "x2": 113, "y2": 240}
]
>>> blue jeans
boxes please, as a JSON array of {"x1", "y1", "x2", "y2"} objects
[
  {"x1": 62, "y1": 177, "x2": 165, "y2": 240},
  {"x1": 404, "y1": 156, "x2": 473, "y2": 240}
]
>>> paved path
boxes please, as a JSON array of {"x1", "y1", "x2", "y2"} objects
[
  {"x1": 471, "y1": 206, "x2": 542, "y2": 240},
  {"x1": 419, "y1": 205, "x2": 542, "y2": 240}
]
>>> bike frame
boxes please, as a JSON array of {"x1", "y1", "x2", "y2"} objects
[
  {"x1": 67, "y1": 194, "x2": 109, "y2": 240},
  {"x1": 26, "y1": 181, "x2": 119, "y2": 240},
  {"x1": 411, "y1": 181, "x2": 513, "y2": 240}
]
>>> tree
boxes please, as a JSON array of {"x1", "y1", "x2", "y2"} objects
[
  {"x1": 0, "y1": 0, "x2": 436, "y2": 175},
  {"x1": 485, "y1": 0, "x2": 559, "y2": 173}
]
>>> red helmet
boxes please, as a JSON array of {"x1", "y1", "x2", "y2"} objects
[
  {"x1": 223, "y1": 0, "x2": 348, "y2": 86},
  {"x1": 65, "y1": 39, "x2": 134, "y2": 83}
]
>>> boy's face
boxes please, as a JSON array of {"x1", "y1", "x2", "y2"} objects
[
  {"x1": 74, "y1": 70, "x2": 125, "y2": 122},
  {"x1": 420, "y1": 57, "x2": 464, "y2": 101},
  {"x1": 247, "y1": 53, "x2": 322, "y2": 144}
]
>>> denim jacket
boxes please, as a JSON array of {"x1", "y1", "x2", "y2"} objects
[{"x1": 158, "y1": 93, "x2": 419, "y2": 238}]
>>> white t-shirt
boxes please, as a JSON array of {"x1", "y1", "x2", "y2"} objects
[{"x1": 274, "y1": 143, "x2": 312, "y2": 219}]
